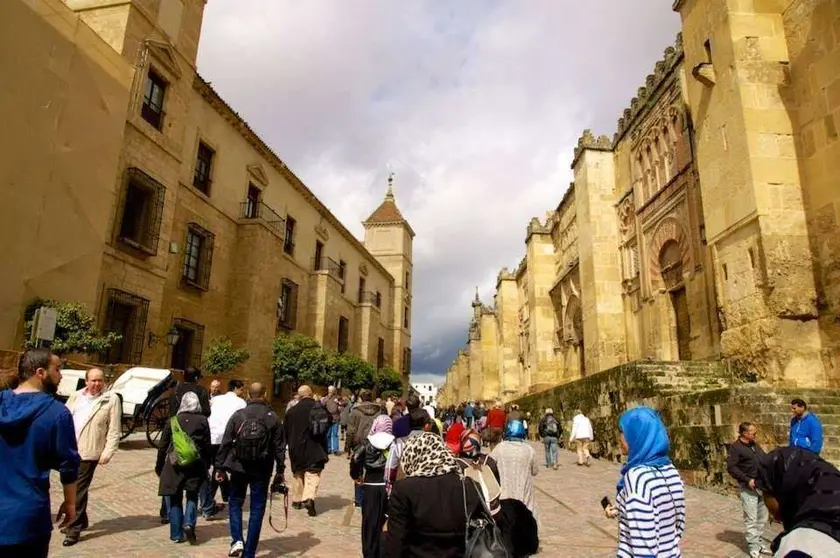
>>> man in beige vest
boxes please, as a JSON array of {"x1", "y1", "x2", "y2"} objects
[{"x1": 62, "y1": 368, "x2": 122, "y2": 547}]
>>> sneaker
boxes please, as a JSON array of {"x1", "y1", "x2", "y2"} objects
[
  {"x1": 183, "y1": 525, "x2": 197, "y2": 546},
  {"x1": 759, "y1": 549, "x2": 773, "y2": 556},
  {"x1": 749, "y1": 551, "x2": 761, "y2": 558},
  {"x1": 228, "y1": 540, "x2": 244, "y2": 557}
]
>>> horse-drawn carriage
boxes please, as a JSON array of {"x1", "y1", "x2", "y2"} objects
[{"x1": 111, "y1": 367, "x2": 176, "y2": 448}]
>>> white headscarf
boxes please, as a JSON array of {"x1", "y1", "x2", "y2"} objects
[
  {"x1": 177, "y1": 392, "x2": 201, "y2": 415},
  {"x1": 423, "y1": 405, "x2": 436, "y2": 421}
]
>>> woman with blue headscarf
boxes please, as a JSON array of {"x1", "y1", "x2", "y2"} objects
[
  {"x1": 490, "y1": 419, "x2": 539, "y2": 520},
  {"x1": 604, "y1": 406, "x2": 685, "y2": 557}
]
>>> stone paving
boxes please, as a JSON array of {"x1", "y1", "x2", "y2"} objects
[{"x1": 47, "y1": 435, "x2": 778, "y2": 557}]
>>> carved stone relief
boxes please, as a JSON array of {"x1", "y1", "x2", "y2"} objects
[{"x1": 647, "y1": 216, "x2": 691, "y2": 291}]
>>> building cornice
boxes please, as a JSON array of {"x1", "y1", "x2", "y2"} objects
[
  {"x1": 570, "y1": 129, "x2": 614, "y2": 169},
  {"x1": 193, "y1": 74, "x2": 394, "y2": 284}
]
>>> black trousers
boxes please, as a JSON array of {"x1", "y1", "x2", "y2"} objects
[
  {"x1": 361, "y1": 484, "x2": 387, "y2": 558},
  {"x1": 0, "y1": 536, "x2": 50, "y2": 558},
  {"x1": 66, "y1": 460, "x2": 98, "y2": 537}
]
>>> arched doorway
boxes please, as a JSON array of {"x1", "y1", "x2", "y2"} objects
[
  {"x1": 564, "y1": 296, "x2": 585, "y2": 377},
  {"x1": 659, "y1": 240, "x2": 691, "y2": 359}
]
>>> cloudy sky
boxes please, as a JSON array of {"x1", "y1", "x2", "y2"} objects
[{"x1": 196, "y1": 1, "x2": 681, "y2": 386}]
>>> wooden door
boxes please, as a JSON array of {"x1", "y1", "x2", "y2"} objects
[{"x1": 671, "y1": 287, "x2": 691, "y2": 360}]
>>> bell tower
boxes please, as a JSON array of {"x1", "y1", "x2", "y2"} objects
[{"x1": 363, "y1": 174, "x2": 415, "y2": 389}]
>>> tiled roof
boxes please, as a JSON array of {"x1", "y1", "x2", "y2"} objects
[{"x1": 365, "y1": 198, "x2": 406, "y2": 224}]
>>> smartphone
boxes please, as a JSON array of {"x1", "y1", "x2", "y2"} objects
[{"x1": 600, "y1": 496, "x2": 612, "y2": 510}]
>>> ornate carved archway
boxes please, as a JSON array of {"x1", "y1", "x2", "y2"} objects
[{"x1": 648, "y1": 217, "x2": 690, "y2": 291}]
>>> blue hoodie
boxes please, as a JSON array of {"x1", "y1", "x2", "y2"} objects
[
  {"x1": 0, "y1": 390, "x2": 80, "y2": 545},
  {"x1": 789, "y1": 412, "x2": 824, "y2": 455}
]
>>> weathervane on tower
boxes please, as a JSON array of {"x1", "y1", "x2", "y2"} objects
[{"x1": 386, "y1": 172, "x2": 395, "y2": 201}]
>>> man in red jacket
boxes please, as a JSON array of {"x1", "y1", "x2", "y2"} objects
[{"x1": 485, "y1": 401, "x2": 506, "y2": 448}]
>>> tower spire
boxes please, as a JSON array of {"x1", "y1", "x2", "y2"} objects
[
  {"x1": 385, "y1": 172, "x2": 395, "y2": 201},
  {"x1": 473, "y1": 286, "x2": 481, "y2": 306}
]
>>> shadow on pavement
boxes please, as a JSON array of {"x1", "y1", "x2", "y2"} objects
[
  {"x1": 714, "y1": 529, "x2": 749, "y2": 554},
  {"x1": 80, "y1": 514, "x2": 163, "y2": 542},
  {"x1": 310, "y1": 494, "x2": 351, "y2": 514}
]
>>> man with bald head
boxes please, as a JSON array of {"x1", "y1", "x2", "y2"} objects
[
  {"x1": 62, "y1": 367, "x2": 122, "y2": 547},
  {"x1": 284, "y1": 385, "x2": 329, "y2": 516},
  {"x1": 216, "y1": 382, "x2": 286, "y2": 558}
]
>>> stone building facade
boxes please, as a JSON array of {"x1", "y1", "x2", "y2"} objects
[
  {"x1": 440, "y1": 0, "x2": 840, "y2": 406},
  {"x1": 1, "y1": 0, "x2": 414, "y2": 397}
]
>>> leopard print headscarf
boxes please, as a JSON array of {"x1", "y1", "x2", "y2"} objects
[{"x1": 401, "y1": 431, "x2": 459, "y2": 478}]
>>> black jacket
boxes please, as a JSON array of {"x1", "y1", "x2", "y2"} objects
[
  {"x1": 384, "y1": 472, "x2": 483, "y2": 558},
  {"x1": 169, "y1": 382, "x2": 211, "y2": 418},
  {"x1": 350, "y1": 440, "x2": 389, "y2": 483},
  {"x1": 156, "y1": 412, "x2": 211, "y2": 495},
  {"x1": 216, "y1": 401, "x2": 286, "y2": 479},
  {"x1": 727, "y1": 438, "x2": 765, "y2": 486},
  {"x1": 283, "y1": 397, "x2": 328, "y2": 473}
]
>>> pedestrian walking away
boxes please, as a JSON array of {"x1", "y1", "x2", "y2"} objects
[
  {"x1": 62, "y1": 367, "x2": 122, "y2": 547},
  {"x1": 570, "y1": 409, "x2": 593, "y2": 466},
  {"x1": 350, "y1": 415, "x2": 394, "y2": 558},
  {"x1": 202, "y1": 379, "x2": 246, "y2": 519},
  {"x1": 284, "y1": 385, "x2": 328, "y2": 516},
  {"x1": 155, "y1": 392, "x2": 211, "y2": 546},
  {"x1": 216, "y1": 382, "x2": 287, "y2": 558},
  {"x1": 538, "y1": 408, "x2": 561, "y2": 470}
]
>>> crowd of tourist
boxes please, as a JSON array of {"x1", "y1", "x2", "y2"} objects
[{"x1": 0, "y1": 349, "x2": 839, "y2": 557}]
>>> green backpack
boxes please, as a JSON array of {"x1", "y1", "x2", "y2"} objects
[{"x1": 169, "y1": 416, "x2": 200, "y2": 467}]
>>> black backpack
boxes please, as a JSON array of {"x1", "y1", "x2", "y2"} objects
[
  {"x1": 544, "y1": 416, "x2": 560, "y2": 437},
  {"x1": 234, "y1": 408, "x2": 271, "y2": 462},
  {"x1": 310, "y1": 402, "x2": 331, "y2": 437}
]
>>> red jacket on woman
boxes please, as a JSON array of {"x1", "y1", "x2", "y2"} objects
[{"x1": 486, "y1": 408, "x2": 506, "y2": 429}]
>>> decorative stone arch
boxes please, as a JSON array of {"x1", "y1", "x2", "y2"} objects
[
  {"x1": 563, "y1": 295, "x2": 583, "y2": 345},
  {"x1": 648, "y1": 217, "x2": 691, "y2": 291}
]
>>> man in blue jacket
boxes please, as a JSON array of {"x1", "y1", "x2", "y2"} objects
[
  {"x1": 0, "y1": 349, "x2": 80, "y2": 556},
  {"x1": 789, "y1": 398, "x2": 824, "y2": 455}
]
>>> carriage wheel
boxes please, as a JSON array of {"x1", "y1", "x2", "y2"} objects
[
  {"x1": 146, "y1": 396, "x2": 170, "y2": 448},
  {"x1": 120, "y1": 416, "x2": 135, "y2": 440}
]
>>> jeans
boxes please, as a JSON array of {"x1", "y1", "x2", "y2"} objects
[
  {"x1": 169, "y1": 490, "x2": 198, "y2": 541},
  {"x1": 229, "y1": 473, "x2": 269, "y2": 558},
  {"x1": 160, "y1": 496, "x2": 171, "y2": 521},
  {"x1": 739, "y1": 487, "x2": 768, "y2": 554},
  {"x1": 543, "y1": 436, "x2": 559, "y2": 467},
  {"x1": 354, "y1": 483, "x2": 365, "y2": 507},
  {"x1": 200, "y1": 445, "x2": 229, "y2": 517},
  {"x1": 327, "y1": 423, "x2": 341, "y2": 454}
]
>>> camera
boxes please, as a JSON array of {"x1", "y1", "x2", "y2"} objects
[{"x1": 272, "y1": 482, "x2": 288, "y2": 495}]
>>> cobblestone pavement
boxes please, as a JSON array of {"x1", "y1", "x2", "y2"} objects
[{"x1": 48, "y1": 436, "x2": 778, "y2": 557}]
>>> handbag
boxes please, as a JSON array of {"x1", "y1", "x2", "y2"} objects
[{"x1": 461, "y1": 473, "x2": 510, "y2": 558}]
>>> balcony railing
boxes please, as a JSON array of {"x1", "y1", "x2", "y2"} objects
[
  {"x1": 311, "y1": 256, "x2": 342, "y2": 280},
  {"x1": 239, "y1": 200, "x2": 285, "y2": 237}
]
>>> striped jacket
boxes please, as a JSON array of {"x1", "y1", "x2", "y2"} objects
[{"x1": 616, "y1": 464, "x2": 686, "y2": 557}]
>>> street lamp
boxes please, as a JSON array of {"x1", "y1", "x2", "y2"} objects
[{"x1": 165, "y1": 326, "x2": 181, "y2": 347}]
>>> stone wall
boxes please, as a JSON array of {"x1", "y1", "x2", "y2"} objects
[{"x1": 512, "y1": 359, "x2": 840, "y2": 489}]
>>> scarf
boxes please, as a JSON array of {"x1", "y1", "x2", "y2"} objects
[
  {"x1": 757, "y1": 447, "x2": 840, "y2": 548},
  {"x1": 369, "y1": 414, "x2": 393, "y2": 436},
  {"x1": 459, "y1": 428, "x2": 482, "y2": 458},
  {"x1": 423, "y1": 405, "x2": 436, "y2": 421},
  {"x1": 401, "y1": 431, "x2": 459, "y2": 478},
  {"x1": 177, "y1": 392, "x2": 201, "y2": 415},
  {"x1": 617, "y1": 406, "x2": 671, "y2": 492}
]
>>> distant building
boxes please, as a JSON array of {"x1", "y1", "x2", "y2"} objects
[{"x1": 411, "y1": 382, "x2": 439, "y2": 408}]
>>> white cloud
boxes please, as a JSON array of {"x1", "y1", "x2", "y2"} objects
[{"x1": 196, "y1": 1, "x2": 681, "y2": 379}]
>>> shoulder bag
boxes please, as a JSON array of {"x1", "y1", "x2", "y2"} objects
[{"x1": 461, "y1": 472, "x2": 510, "y2": 558}]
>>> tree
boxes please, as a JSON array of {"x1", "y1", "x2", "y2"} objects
[
  {"x1": 24, "y1": 299, "x2": 121, "y2": 356},
  {"x1": 373, "y1": 365, "x2": 403, "y2": 396},
  {"x1": 203, "y1": 337, "x2": 250, "y2": 375},
  {"x1": 272, "y1": 333, "x2": 325, "y2": 387},
  {"x1": 324, "y1": 351, "x2": 374, "y2": 392}
]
